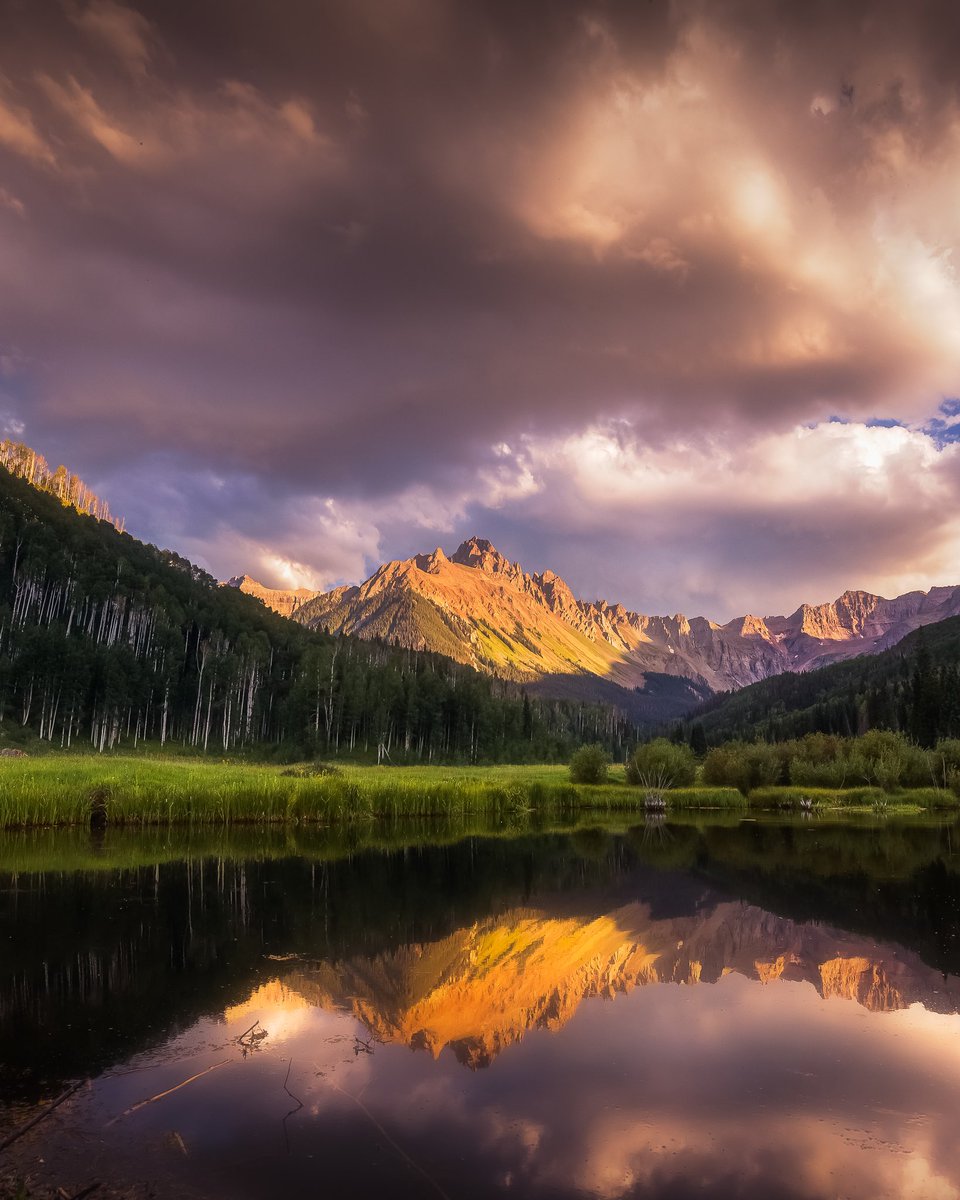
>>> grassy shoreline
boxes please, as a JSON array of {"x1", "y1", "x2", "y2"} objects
[{"x1": 0, "y1": 755, "x2": 957, "y2": 830}]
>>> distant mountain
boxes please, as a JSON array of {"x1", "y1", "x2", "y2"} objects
[
  {"x1": 224, "y1": 573, "x2": 320, "y2": 618},
  {"x1": 694, "y1": 615, "x2": 960, "y2": 745},
  {"x1": 275, "y1": 536, "x2": 960, "y2": 709}
]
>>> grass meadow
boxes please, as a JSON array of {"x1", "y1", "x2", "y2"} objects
[{"x1": 0, "y1": 755, "x2": 955, "y2": 830}]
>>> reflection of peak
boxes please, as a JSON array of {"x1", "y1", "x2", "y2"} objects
[{"x1": 274, "y1": 895, "x2": 960, "y2": 1069}]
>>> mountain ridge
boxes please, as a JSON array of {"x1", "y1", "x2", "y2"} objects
[{"x1": 230, "y1": 536, "x2": 960, "y2": 707}]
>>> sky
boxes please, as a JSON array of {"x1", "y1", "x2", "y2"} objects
[{"x1": 1, "y1": 0, "x2": 959, "y2": 621}]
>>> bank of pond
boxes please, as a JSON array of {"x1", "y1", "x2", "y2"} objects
[{"x1": 0, "y1": 753, "x2": 957, "y2": 830}]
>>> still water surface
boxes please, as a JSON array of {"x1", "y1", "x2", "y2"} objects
[{"x1": 1, "y1": 816, "x2": 960, "y2": 1199}]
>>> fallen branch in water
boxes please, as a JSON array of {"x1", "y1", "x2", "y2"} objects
[
  {"x1": 0, "y1": 1080, "x2": 85, "y2": 1153},
  {"x1": 59, "y1": 1182, "x2": 101, "y2": 1200},
  {"x1": 330, "y1": 1081, "x2": 451, "y2": 1200},
  {"x1": 282, "y1": 1060, "x2": 303, "y2": 1112},
  {"x1": 106, "y1": 1060, "x2": 230, "y2": 1126},
  {"x1": 237, "y1": 1020, "x2": 269, "y2": 1051}
]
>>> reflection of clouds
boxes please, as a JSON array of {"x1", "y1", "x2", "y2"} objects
[
  {"x1": 51, "y1": 937, "x2": 958, "y2": 1200},
  {"x1": 203, "y1": 969, "x2": 960, "y2": 1199}
]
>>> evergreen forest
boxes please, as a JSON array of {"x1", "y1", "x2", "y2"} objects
[{"x1": 0, "y1": 462, "x2": 635, "y2": 761}]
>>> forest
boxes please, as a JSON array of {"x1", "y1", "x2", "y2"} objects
[
  {"x1": 0, "y1": 459, "x2": 637, "y2": 761},
  {"x1": 687, "y1": 618, "x2": 960, "y2": 748}
]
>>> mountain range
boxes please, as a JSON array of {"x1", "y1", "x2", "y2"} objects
[{"x1": 229, "y1": 537, "x2": 960, "y2": 714}]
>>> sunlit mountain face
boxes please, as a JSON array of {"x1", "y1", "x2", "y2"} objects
[
  {"x1": 228, "y1": 537, "x2": 960, "y2": 713},
  {"x1": 3, "y1": 821, "x2": 960, "y2": 1198},
  {"x1": 2, "y1": 2, "x2": 960, "y2": 619}
]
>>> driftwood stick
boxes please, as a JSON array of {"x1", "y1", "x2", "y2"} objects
[
  {"x1": 106, "y1": 1060, "x2": 230, "y2": 1126},
  {"x1": 330, "y1": 1081, "x2": 451, "y2": 1200},
  {"x1": 71, "y1": 1183, "x2": 102, "y2": 1200},
  {"x1": 282, "y1": 1060, "x2": 303, "y2": 1111},
  {"x1": 0, "y1": 1080, "x2": 85, "y2": 1153}
]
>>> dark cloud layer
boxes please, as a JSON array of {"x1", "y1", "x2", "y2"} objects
[{"x1": 1, "y1": 0, "x2": 959, "y2": 613}]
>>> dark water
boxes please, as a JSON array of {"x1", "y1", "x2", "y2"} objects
[{"x1": 2, "y1": 816, "x2": 960, "y2": 1199}]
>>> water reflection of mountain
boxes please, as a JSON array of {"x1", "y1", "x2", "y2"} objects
[
  {"x1": 271, "y1": 894, "x2": 960, "y2": 1069},
  {"x1": 1, "y1": 822, "x2": 959, "y2": 1097}
]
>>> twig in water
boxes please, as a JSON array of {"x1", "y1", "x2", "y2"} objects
[
  {"x1": 106, "y1": 1059, "x2": 230, "y2": 1126},
  {"x1": 237, "y1": 1019, "x2": 268, "y2": 1044},
  {"x1": 70, "y1": 1183, "x2": 102, "y2": 1200},
  {"x1": 282, "y1": 1060, "x2": 304, "y2": 1112},
  {"x1": 0, "y1": 1080, "x2": 85, "y2": 1153},
  {"x1": 330, "y1": 1081, "x2": 451, "y2": 1200},
  {"x1": 281, "y1": 1059, "x2": 304, "y2": 1154}
]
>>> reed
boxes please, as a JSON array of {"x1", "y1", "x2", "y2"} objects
[
  {"x1": 1, "y1": 757, "x2": 955, "y2": 831},
  {"x1": 746, "y1": 785, "x2": 959, "y2": 809}
]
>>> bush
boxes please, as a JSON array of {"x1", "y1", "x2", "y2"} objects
[
  {"x1": 568, "y1": 744, "x2": 610, "y2": 785},
  {"x1": 626, "y1": 739, "x2": 696, "y2": 790},
  {"x1": 702, "y1": 741, "x2": 781, "y2": 794},
  {"x1": 932, "y1": 740, "x2": 960, "y2": 795},
  {"x1": 845, "y1": 731, "x2": 932, "y2": 791},
  {"x1": 788, "y1": 757, "x2": 853, "y2": 788}
]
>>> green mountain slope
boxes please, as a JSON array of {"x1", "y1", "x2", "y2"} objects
[
  {"x1": 693, "y1": 617, "x2": 960, "y2": 746},
  {"x1": 0, "y1": 464, "x2": 636, "y2": 760}
]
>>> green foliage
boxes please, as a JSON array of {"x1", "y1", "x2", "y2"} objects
[
  {"x1": 702, "y1": 740, "x2": 781, "y2": 794},
  {"x1": 626, "y1": 738, "x2": 696, "y2": 789},
  {"x1": 696, "y1": 616, "x2": 960, "y2": 745},
  {"x1": 661, "y1": 787, "x2": 747, "y2": 808},
  {"x1": 0, "y1": 463, "x2": 638, "y2": 763},
  {"x1": 568, "y1": 743, "x2": 610, "y2": 784},
  {"x1": 746, "y1": 786, "x2": 888, "y2": 809}
]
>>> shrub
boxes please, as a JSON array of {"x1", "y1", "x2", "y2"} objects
[
  {"x1": 568, "y1": 744, "x2": 610, "y2": 785},
  {"x1": 932, "y1": 740, "x2": 960, "y2": 795},
  {"x1": 789, "y1": 757, "x2": 853, "y2": 788},
  {"x1": 702, "y1": 741, "x2": 780, "y2": 794},
  {"x1": 846, "y1": 731, "x2": 931, "y2": 791},
  {"x1": 626, "y1": 739, "x2": 696, "y2": 791}
]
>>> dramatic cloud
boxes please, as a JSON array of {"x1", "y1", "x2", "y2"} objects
[{"x1": 1, "y1": 0, "x2": 959, "y2": 613}]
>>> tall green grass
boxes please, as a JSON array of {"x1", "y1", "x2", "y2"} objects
[
  {"x1": 746, "y1": 785, "x2": 960, "y2": 810},
  {"x1": 1, "y1": 757, "x2": 956, "y2": 831}
]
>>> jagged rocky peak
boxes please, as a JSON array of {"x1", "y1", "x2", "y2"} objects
[
  {"x1": 534, "y1": 568, "x2": 579, "y2": 610},
  {"x1": 451, "y1": 536, "x2": 521, "y2": 579},
  {"x1": 414, "y1": 546, "x2": 449, "y2": 574},
  {"x1": 725, "y1": 613, "x2": 773, "y2": 638}
]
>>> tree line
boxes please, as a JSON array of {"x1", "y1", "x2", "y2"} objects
[
  {"x1": 0, "y1": 439, "x2": 121, "y2": 528},
  {"x1": 682, "y1": 620, "x2": 960, "y2": 750},
  {"x1": 0, "y1": 463, "x2": 639, "y2": 761}
]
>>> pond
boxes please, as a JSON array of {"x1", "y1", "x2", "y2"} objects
[{"x1": 1, "y1": 815, "x2": 959, "y2": 1199}]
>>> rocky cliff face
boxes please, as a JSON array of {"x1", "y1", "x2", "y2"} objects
[
  {"x1": 284, "y1": 536, "x2": 960, "y2": 702},
  {"x1": 258, "y1": 892, "x2": 960, "y2": 1069},
  {"x1": 224, "y1": 574, "x2": 320, "y2": 618}
]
